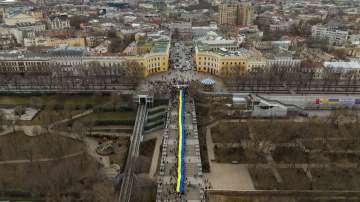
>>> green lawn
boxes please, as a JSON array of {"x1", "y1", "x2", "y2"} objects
[
  {"x1": 81, "y1": 112, "x2": 136, "y2": 121},
  {"x1": 0, "y1": 96, "x2": 44, "y2": 105},
  {"x1": 0, "y1": 131, "x2": 84, "y2": 161}
]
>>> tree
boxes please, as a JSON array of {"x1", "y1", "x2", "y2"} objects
[
  {"x1": 126, "y1": 60, "x2": 145, "y2": 78},
  {"x1": 84, "y1": 116, "x2": 96, "y2": 136},
  {"x1": 262, "y1": 31, "x2": 282, "y2": 41},
  {"x1": 70, "y1": 15, "x2": 88, "y2": 29},
  {"x1": 30, "y1": 97, "x2": 43, "y2": 109},
  {"x1": 0, "y1": 110, "x2": 4, "y2": 129},
  {"x1": 333, "y1": 48, "x2": 348, "y2": 60},
  {"x1": 72, "y1": 120, "x2": 86, "y2": 139},
  {"x1": 14, "y1": 106, "x2": 25, "y2": 117}
]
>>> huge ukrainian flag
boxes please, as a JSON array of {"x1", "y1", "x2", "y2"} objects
[{"x1": 176, "y1": 89, "x2": 185, "y2": 193}]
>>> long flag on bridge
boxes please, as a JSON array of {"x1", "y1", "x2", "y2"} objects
[{"x1": 176, "y1": 89, "x2": 185, "y2": 193}]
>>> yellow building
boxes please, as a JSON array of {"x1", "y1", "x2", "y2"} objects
[
  {"x1": 195, "y1": 46, "x2": 265, "y2": 76},
  {"x1": 126, "y1": 40, "x2": 170, "y2": 77},
  {"x1": 24, "y1": 37, "x2": 86, "y2": 47},
  {"x1": 31, "y1": 10, "x2": 44, "y2": 20},
  {"x1": 47, "y1": 38, "x2": 86, "y2": 47}
]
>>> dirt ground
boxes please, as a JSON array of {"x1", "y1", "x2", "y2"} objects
[{"x1": 206, "y1": 163, "x2": 255, "y2": 190}]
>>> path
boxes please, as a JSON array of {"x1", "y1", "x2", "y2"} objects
[
  {"x1": 0, "y1": 151, "x2": 84, "y2": 165},
  {"x1": 49, "y1": 109, "x2": 94, "y2": 129},
  {"x1": 205, "y1": 120, "x2": 255, "y2": 190},
  {"x1": 0, "y1": 125, "x2": 43, "y2": 136},
  {"x1": 144, "y1": 130, "x2": 164, "y2": 178}
]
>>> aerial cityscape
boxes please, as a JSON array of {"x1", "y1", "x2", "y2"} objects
[{"x1": 0, "y1": 0, "x2": 359, "y2": 201}]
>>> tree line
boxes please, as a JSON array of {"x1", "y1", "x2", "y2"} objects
[{"x1": 0, "y1": 61, "x2": 145, "y2": 90}]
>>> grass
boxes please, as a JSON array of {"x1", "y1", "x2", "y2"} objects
[
  {"x1": 209, "y1": 195, "x2": 360, "y2": 202},
  {"x1": 138, "y1": 139, "x2": 156, "y2": 173},
  {"x1": 211, "y1": 122, "x2": 250, "y2": 143},
  {"x1": 0, "y1": 96, "x2": 38, "y2": 105},
  {"x1": 0, "y1": 154, "x2": 100, "y2": 198},
  {"x1": 249, "y1": 168, "x2": 278, "y2": 190},
  {"x1": 272, "y1": 146, "x2": 308, "y2": 163},
  {"x1": 311, "y1": 168, "x2": 360, "y2": 190},
  {"x1": 140, "y1": 139, "x2": 156, "y2": 158},
  {"x1": 94, "y1": 125, "x2": 133, "y2": 129},
  {"x1": 0, "y1": 131, "x2": 83, "y2": 161},
  {"x1": 209, "y1": 195, "x2": 295, "y2": 202},
  {"x1": 108, "y1": 137, "x2": 129, "y2": 168},
  {"x1": 277, "y1": 168, "x2": 312, "y2": 190},
  {"x1": 82, "y1": 112, "x2": 136, "y2": 121},
  {"x1": 214, "y1": 146, "x2": 266, "y2": 163}
]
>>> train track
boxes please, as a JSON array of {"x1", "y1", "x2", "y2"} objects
[
  {"x1": 226, "y1": 84, "x2": 360, "y2": 94},
  {"x1": 118, "y1": 104, "x2": 147, "y2": 202}
]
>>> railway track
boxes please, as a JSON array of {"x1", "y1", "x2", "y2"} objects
[{"x1": 118, "y1": 103, "x2": 147, "y2": 202}]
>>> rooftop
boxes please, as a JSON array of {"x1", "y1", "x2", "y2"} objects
[
  {"x1": 215, "y1": 48, "x2": 249, "y2": 57},
  {"x1": 151, "y1": 41, "x2": 169, "y2": 53},
  {"x1": 324, "y1": 61, "x2": 360, "y2": 69}
]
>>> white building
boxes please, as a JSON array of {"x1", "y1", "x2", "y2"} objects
[
  {"x1": 169, "y1": 22, "x2": 192, "y2": 39},
  {"x1": 311, "y1": 25, "x2": 349, "y2": 46},
  {"x1": 9, "y1": 22, "x2": 46, "y2": 44},
  {"x1": 349, "y1": 34, "x2": 360, "y2": 45},
  {"x1": 192, "y1": 24, "x2": 218, "y2": 39},
  {"x1": 269, "y1": 21, "x2": 295, "y2": 32},
  {"x1": 324, "y1": 60, "x2": 360, "y2": 73},
  {"x1": 266, "y1": 58, "x2": 302, "y2": 68}
]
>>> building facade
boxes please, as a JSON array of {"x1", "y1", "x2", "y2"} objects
[
  {"x1": 47, "y1": 15, "x2": 71, "y2": 30},
  {"x1": 311, "y1": 25, "x2": 349, "y2": 46},
  {"x1": 218, "y1": 1, "x2": 253, "y2": 26},
  {"x1": 169, "y1": 22, "x2": 192, "y2": 40},
  {"x1": 195, "y1": 46, "x2": 265, "y2": 76},
  {"x1": 24, "y1": 37, "x2": 86, "y2": 47},
  {"x1": 126, "y1": 40, "x2": 170, "y2": 77},
  {"x1": 0, "y1": 29, "x2": 17, "y2": 50},
  {"x1": 9, "y1": 22, "x2": 46, "y2": 44}
]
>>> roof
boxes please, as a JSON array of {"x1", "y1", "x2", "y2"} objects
[
  {"x1": 151, "y1": 41, "x2": 169, "y2": 53},
  {"x1": 201, "y1": 78, "x2": 215, "y2": 85},
  {"x1": 16, "y1": 21, "x2": 43, "y2": 27},
  {"x1": 48, "y1": 45, "x2": 86, "y2": 57},
  {"x1": 324, "y1": 61, "x2": 360, "y2": 69},
  {"x1": 214, "y1": 48, "x2": 249, "y2": 57},
  {"x1": 48, "y1": 15, "x2": 69, "y2": 21}
]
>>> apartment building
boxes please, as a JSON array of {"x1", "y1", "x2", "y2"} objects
[
  {"x1": 311, "y1": 25, "x2": 349, "y2": 46},
  {"x1": 218, "y1": 1, "x2": 253, "y2": 26}
]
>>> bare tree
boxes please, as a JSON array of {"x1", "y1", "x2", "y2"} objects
[{"x1": 72, "y1": 120, "x2": 86, "y2": 139}]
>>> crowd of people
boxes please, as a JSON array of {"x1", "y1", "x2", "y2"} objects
[{"x1": 157, "y1": 96, "x2": 205, "y2": 201}]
